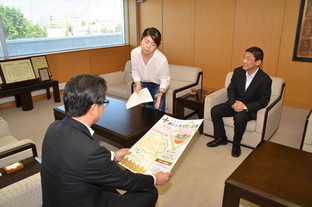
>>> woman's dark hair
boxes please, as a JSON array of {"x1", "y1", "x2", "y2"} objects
[
  {"x1": 63, "y1": 73, "x2": 107, "y2": 117},
  {"x1": 246, "y1": 46, "x2": 264, "y2": 61},
  {"x1": 141, "y1": 27, "x2": 162, "y2": 47}
]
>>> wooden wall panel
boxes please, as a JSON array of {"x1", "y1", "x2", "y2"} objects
[
  {"x1": 128, "y1": 0, "x2": 139, "y2": 50},
  {"x1": 45, "y1": 46, "x2": 130, "y2": 84},
  {"x1": 231, "y1": 0, "x2": 285, "y2": 77},
  {"x1": 45, "y1": 55, "x2": 57, "y2": 80},
  {"x1": 90, "y1": 47, "x2": 119, "y2": 74},
  {"x1": 162, "y1": 0, "x2": 195, "y2": 65},
  {"x1": 194, "y1": 0, "x2": 236, "y2": 91},
  {"x1": 277, "y1": 0, "x2": 312, "y2": 109},
  {"x1": 89, "y1": 46, "x2": 130, "y2": 74},
  {"x1": 50, "y1": 50, "x2": 90, "y2": 83},
  {"x1": 138, "y1": 0, "x2": 162, "y2": 43},
  {"x1": 117, "y1": 45, "x2": 131, "y2": 70}
]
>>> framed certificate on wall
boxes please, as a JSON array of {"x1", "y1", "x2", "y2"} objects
[{"x1": 0, "y1": 59, "x2": 36, "y2": 84}]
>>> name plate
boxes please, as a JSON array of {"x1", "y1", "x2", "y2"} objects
[{"x1": 3, "y1": 161, "x2": 24, "y2": 174}]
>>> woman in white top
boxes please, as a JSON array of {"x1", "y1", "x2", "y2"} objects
[{"x1": 131, "y1": 27, "x2": 170, "y2": 112}]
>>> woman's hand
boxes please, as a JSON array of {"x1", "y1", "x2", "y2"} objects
[
  {"x1": 154, "y1": 97, "x2": 161, "y2": 109},
  {"x1": 154, "y1": 91, "x2": 164, "y2": 109},
  {"x1": 134, "y1": 81, "x2": 142, "y2": 93}
]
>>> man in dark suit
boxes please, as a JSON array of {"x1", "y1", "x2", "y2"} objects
[
  {"x1": 41, "y1": 73, "x2": 172, "y2": 207},
  {"x1": 207, "y1": 47, "x2": 272, "y2": 157}
]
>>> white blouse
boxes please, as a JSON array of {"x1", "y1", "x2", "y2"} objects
[{"x1": 131, "y1": 46, "x2": 170, "y2": 90}]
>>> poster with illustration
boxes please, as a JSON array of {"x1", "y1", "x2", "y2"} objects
[{"x1": 119, "y1": 115, "x2": 203, "y2": 174}]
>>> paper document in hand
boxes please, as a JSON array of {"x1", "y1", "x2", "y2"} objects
[
  {"x1": 119, "y1": 115, "x2": 203, "y2": 174},
  {"x1": 126, "y1": 88, "x2": 153, "y2": 109}
]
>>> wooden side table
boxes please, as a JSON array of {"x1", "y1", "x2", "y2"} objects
[{"x1": 176, "y1": 89, "x2": 213, "y2": 134}]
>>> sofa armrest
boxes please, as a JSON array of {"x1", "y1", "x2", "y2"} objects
[
  {"x1": 260, "y1": 83, "x2": 286, "y2": 140},
  {"x1": 301, "y1": 110, "x2": 312, "y2": 150},
  {"x1": 0, "y1": 139, "x2": 37, "y2": 168},
  {"x1": 126, "y1": 81, "x2": 135, "y2": 99},
  {"x1": 100, "y1": 71, "x2": 126, "y2": 85},
  {"x1": 171, "y1": 72, "x2": 203, "y2": 115},
  {"x1": 203, "y1": 88, "x2": 228, "y2": 120},
  {"x1": 172, "y1": 72, "x2": 203, "y2": 94}
]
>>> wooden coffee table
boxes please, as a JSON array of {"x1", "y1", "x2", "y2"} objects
[
  {"x1": 222, "y1": 141, "x2": 312, "y2": 206},
  {"x1": 53, "y1": 97, "x2": 165, "y2": 148}
]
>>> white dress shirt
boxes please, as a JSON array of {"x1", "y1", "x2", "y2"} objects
[
  {"x1": 245, "y1": 67, "x2": 259, "y2": 91},
  {"x1": 131, "y1": 46, "x2": 170, "y2": 90}
]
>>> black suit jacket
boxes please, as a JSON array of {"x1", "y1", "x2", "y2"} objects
[
  {"x1": 226, "y1": 66, "x2": 272, "y2": 119},
  {"x1": 41, "y1": 116, "x2": 154, "y2": 207}
]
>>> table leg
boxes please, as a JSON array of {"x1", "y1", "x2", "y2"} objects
[
  {"x1": 46, "y1": 88, "x2": 51, "y2": 99},
  {"x1": 20, "y1": 91, "x2": 33, "y2": 111},
  {"x1": 198, "y1": 108, "x2": 204, "y2": 134},
  {"x1": 14, "y1": 94, "x2": 21, "y2": 108},
  {"x1": 52, "y1": 83, "x2": 61, "y2": 102},
  {"x1": 176, "y1": 103, "x2": 184, "y2": 119},
  {"x1": 222, "y1": 185, "x2": 240, "y2": 207}
]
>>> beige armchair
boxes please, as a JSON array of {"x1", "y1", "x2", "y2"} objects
[
  {"x1": 300, "y1": 110, "x2": 312, "y2": 152},
  {"x1": 203, "y1": 72, "x2": 285, "y2": 148}
]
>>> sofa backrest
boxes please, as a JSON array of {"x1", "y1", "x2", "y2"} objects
[
  {"x1": 169, "y1": 64, "x2": 202, "y2": 82},
  {"x1": 123, "y1": 61, "x2": 202, "y2": 85}
]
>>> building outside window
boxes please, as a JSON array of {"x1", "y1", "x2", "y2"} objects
[{"x1": 0, "y1": 0, "x2": 127, "y2": 59}]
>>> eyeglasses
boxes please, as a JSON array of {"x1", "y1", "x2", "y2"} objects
[
  {"x1": 242, "y1": 56, "x2": 255, "y2": 61},
  {"x1": 103, "y1": 99, "x2": 109, "y2": 107}
]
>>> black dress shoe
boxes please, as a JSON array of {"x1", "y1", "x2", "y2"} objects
[
  {"x1": 207, "y1": 137, "x2": 228, "y2": 147},
  {"x1": 231, "y1": 146, "x2": 241, "y2": 157}
]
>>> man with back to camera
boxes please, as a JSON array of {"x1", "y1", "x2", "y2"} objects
[
  {"x1": 41, "y1": 73, "x2": 172, "y2": 207},
  {"x1": 206, "y1": 47, "x2": 272, "y2": 157}
]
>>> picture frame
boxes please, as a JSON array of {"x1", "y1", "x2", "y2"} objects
[
  {"x1": 38, "y1": 67, "x2": 50, "y2": 81},
  {"x1": 0, "y1": 59, "x2": 36, "y2": 84},
  {"x1": 293, "y1": 0, "x2": 312, "y2": 62},
  {"x1": 30, "y1": 56, "x2": 52, "y2": 78}
]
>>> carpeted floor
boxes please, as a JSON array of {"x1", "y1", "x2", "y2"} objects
[{"x1": 0, "y1": 98, "x2": 309, "y2": 207}]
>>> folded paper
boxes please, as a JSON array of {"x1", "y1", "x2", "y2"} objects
[{"x1": 126, "y1": 88, "x2": 153, "y2": 109}]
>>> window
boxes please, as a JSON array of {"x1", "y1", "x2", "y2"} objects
[{"x1": 0, "y1": 0, "x2": 127, "y2": 59}]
